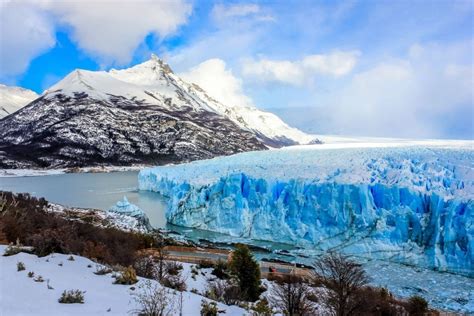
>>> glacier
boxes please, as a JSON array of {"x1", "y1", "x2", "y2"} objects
[
  {"x1": 109, "y1": 196, "x2": 153, "y2": 231},
  {"x1": 139, "y1": 141, "x2": 474, "y2": 276}
]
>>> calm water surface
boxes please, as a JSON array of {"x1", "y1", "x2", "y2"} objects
[
  {"x1": 0, "y1": 171, "x2": 167, "y2": 228},
  {"x1": 0, "y1": 171, "x2": 297, "y2": 253}
]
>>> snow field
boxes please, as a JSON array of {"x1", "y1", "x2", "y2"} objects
[{"x1": 0, "y1": 245, "x2": 246, "y2": 316}]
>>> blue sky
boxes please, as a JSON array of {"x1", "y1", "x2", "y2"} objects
[{"x1": 1, "y1": 0, "x2": 472, "y2": 139}]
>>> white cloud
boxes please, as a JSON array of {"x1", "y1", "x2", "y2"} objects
[
  {"x1": 45, "y1": 0, "x2": 191, "y2": 65},
  {"x1": 179, "y1": 58, "x2": 254, "y2": 108},
  {"x1": 0, "y1": 0, "x2": 191, "y2": 78},
  {"x1": 314, "y1": 42, "x2": 473, "y2": 138},
  {"x1": 242, "y1": 50, "x2": 360, "y2": 86},
  {"x1": 0, "y1": 1, "x2": 55, "y2": 77},
  {"x1": 212, "y1": 3, "x2": 260, "y2": 19},
  {"x1": 242, "y1": 59, "x2": 305, "y2": 85},
  {"x1": 302, "y1": 51, "x2": 360, "y2": 77}
]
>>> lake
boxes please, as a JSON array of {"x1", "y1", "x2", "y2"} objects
[
  {"x1": 0, "y1": 170, "x2": 301, "y2": 255},
  {"x1": 0, "y1": 171, "x2": 168, "y2": 228}
]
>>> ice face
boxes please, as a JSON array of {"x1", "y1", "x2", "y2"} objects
[
  {"x1": 109, "y1": 196, "x2": 152, "y2": 231},
  {"x1": 138, "y1": 142, "x2": 474, "y2": 276}
]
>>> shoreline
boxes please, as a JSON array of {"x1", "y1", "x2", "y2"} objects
[{"x1": 0, "y1": 165, "x2": 150, "y2": 178}]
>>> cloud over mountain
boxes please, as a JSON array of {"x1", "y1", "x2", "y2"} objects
[{"x1": 242, "y1": 51, "x2": 360, "y2": 86}]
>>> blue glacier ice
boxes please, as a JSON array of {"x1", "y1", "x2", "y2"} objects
[
  {"x1": 109, "y1": 196, "x2": 152, "y2": 231},
  {"x1": 138, "y1": 142, "x2": 474, "y2": 276}
]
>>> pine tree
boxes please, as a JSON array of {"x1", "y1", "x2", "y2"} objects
[{"x1": 229, "y1": 244, "x2": 261, "y2": 301}]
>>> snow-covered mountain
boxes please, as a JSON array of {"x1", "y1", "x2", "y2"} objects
[
  {"x1": 0, "y1": 84, "x2": 38, "y2": 118},
  {"x1": 107, "y1": 54, "x2": 316, "y2": 146},
  {"x1": 0, "y1": 55, "x2": 316, "y2": 168},
  {"x1": 46, "y1": 54, "x2": 315, "y2": 146}
]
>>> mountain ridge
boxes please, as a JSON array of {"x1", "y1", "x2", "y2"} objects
[
  {"x1": 0, "y1": 84, "x2": 39, "y2": 119},
  {"x1": 0, "y1": 55, "x2": 318, "y2": 168}
]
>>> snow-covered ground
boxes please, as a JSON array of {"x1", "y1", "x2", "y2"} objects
[
  {"x1": 47, "y1": 202, "x2": 152, "y2": 234},
  {"x1": 0, "y1": 245, "x2": 246, "y2": 316}
]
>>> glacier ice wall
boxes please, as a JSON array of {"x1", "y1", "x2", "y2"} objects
[
  {"x1": 139, "y1": 173, "x2": 473, "y2": 276},
  {"x1": 138, "y1": 144, "x2": 474, "y2": 276}
]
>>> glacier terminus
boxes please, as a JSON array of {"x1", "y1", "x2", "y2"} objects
[{"x1": 139, "y1": 140, "x2": 473, "y2": 277}]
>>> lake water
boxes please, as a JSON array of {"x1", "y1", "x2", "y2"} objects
[{"x1": 0, "y1": 171, "x2": 168, "y2": 228}]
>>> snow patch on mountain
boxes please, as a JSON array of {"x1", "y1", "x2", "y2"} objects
[{"x1": 0, "y1": 84, "x2": 38, "y2": 118}]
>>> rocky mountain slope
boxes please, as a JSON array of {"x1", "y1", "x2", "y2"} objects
[
  {"x1": 0, "y1": 84, "x2": 38, "y2": 118},
  {"x1": 0, "y1": 55, "x2": 316, "y2": 168}
]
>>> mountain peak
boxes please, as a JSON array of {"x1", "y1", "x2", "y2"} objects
[
  {"x1": 148, "y1": 54, "x2": 173, "y2": 75},
  {"x1": 0, "y1": 84, "x2": 39, "y2": 119}
]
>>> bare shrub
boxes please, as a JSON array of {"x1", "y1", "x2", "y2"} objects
[
  {"x1": 82, "y1": 241, "x2": 110, "y2": 262},
  {"x1": 251, "y1": 298, "x2": 273, "y2": 316},
  {"x1": 166, "y1": 261, "x2": 183, "y2": 276},
  {"x1": 211, "y1": 259, "x2": 229, "y2": 280},
  {"x1": 94, "y1": 264, "x2": 112, "y2": 275},
  {"x1": 114, "y1": 266, "x2": 138, "y2": 285},
  {"x1": 17, "y1": 261, "x2": 25, "y2": 271},
  {"x1": 200, "y1": 300, "x2": 219, "y2": 316},
  {"x1": 134, "y1": 255, "x2": 156, "y2": 279},
  {"x1": 130, "y1": 280, "x2": 176, "y2": 316},
  {"x1": 191, "y1": 265, "x2": 199, "y2": 280},
  {"x1": 59, "y1": 290, "x2": 84, "y2": 304},
  {"x1": 205, "y1": 279, "x2": 241, "y2": 306},
  {"x1": 197, "y1": 259, "x2": 215, "y2": 269},
  {"x1": 352, "y1": 286, "x2": 405, "y2": 315},
  {"x1": 162, "y1": 274, "x2": 187, "y2": 292},
  {"x1": 312, "y1": 252, "x2": 370, "y2": 316},
  {"x1": 155, "y1": 245, "x2": 168, "y2": 282},
  {"x1": 270, "y1": 274, "x2": 316, "y2": 316},
  {"x1": 3, "y1": 244, "x2": 21, "y2": 256},
  {"x1": 27, "y1": 228, "x2": 67, "y2": 257},
  {"x1": 407, "y1": 295, "x2": 428, "y2": 315}
]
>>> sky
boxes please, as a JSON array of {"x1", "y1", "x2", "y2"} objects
[{"x1": 0, "y1": 0, "x2": 473, "y2": 140}]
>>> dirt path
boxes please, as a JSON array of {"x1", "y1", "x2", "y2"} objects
[{"x1": 141, "y1": 246, "x2": 312, "y2": 279}]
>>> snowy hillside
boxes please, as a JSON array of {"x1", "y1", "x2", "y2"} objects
[
  {"x1": 139, "y1": 140, "x2": 474, "y2": 276},
  {"x1": 0, "y1": 245, "x2": 246, "y2": 316},
  {"x1": 0, "y1": 84, "x2": 38, "y2": 118}
]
